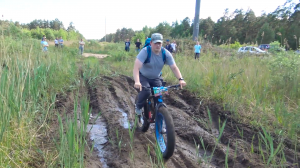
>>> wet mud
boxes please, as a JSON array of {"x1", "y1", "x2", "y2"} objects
[{"x1": 56, "y1": 75, "x2": 300, "y2": 168}]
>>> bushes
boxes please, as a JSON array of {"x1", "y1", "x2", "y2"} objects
[
  {"x1": 268, "y1": 52, "x2": 300, "y2": 98},
  {"x1": 131, "y1": 32, "x2": 145, "y2": 45},
  {"x1": 269, "y1": 41, "x2": 285, "y2": 53},
  {"x1": 44, "y1": 28, "x2": 55, "y2": 40},
  {"x1": 230, "y1": 41, "x2": 242, "y2": 49},
  {"x1": 2, "y1": 23, "x2": 82, "y2": 41}
]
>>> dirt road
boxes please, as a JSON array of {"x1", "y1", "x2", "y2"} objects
[{"x1": 81, "y1": 53, "x2": 108, "y2": 59}]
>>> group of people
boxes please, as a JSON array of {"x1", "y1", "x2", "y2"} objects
[
  {"x1": 165, "y1": 40, "x2": 177, "y2": 54},
  {"x1": 126, "y1": 38, "x2": 201, "y2": 60},
  {"x1": 125, "y1": 38, "x2": 178, "y2": 55},
  {"x1": 40, "y1": 36, "x2": 85, "y2": 55},
  {"x1": 40, "y1": 35, "x2": 64, "y2": 52},
  {"x1": 54, "y1": 37, "x2": 64, "y2": 48}
]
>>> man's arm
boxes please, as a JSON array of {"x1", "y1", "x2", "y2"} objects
[
  {"x1": 169, "y1": 64, "x2": 182, "y2": 79},
  {"x1": 133, "y1": 59, "x2": 143, "y2": 90},
  {"x1": 169, "y1": 64, "x2": 186, "y2": 88}
]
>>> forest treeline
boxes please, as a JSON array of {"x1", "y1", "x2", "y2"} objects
[{"x1": 101, "y1": 0, "x2": 300, "y2": 50}]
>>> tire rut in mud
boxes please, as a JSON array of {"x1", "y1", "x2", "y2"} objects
[{"x1": 85, "y1": 75, "x2": 299, "y2": 168}]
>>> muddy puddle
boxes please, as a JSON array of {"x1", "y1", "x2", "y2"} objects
[
  {"x1": 87, "y1": 115, "x2": 109, "y2": 168},
  {"x1": 116, "y1": 107, "x2": 131, "y2": 129}
]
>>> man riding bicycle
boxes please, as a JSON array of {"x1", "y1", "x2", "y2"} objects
[{"x1": 133, "y1": 33, "x2": 186, "y2": 116}]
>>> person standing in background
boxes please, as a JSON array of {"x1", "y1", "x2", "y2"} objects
[
  {"x1": 125, "y1": 39, "x2": 130, "y2": 52},
  {"x1": 165, "y1": 39, "x2": 173, "y2": 53},
  {"x1": 171, "y1": 40, "x2": 177, "y2": 53},
  {"x1": 194, "y1": 41, "x2": 202, "y2": 60},
  {"x1": 54, "y1": 38, "x2": 59, "y2": 47},
  {"x1": 79, "y1": 39, "x2": 85, "y2": 55},
  {"x1": 59, "y1": 36, "x2": 64, "y2": 48},
  {"x1": 41, "y1": 37, "x2": 49, "y2": 52},
  {"x1": 135, "y1": 39, "x2": 142, "y2": 52}
]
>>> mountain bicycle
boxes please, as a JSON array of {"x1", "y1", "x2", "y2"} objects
[{"x1": 134, "y1": 83, "x2": 180, "y2": 160}]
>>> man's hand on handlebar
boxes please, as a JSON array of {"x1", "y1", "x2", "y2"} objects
[
  {"x1": 179, "y1": 80, "x2": 186, "y2": 89},
  {"x1": 134, "y1": 82, "x2": 142, "y2": 91}
]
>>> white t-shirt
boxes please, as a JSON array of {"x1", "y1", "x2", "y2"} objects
[
  {"x1": 79, "y1": 41, "x2": 85, "y2": 48},
  {"x1": 171, "y1": 43, "x2": 176, "y2": 51}
]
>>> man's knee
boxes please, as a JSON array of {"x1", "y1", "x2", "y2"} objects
[
  {"x1": 136, "y1": 89, "x2": 151, "y2": 108},
  {"x1": 139, "y1": 89, "x2": 151, "y2": 99}
]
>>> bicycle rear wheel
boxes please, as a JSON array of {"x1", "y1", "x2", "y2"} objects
[{"x1": 155, "y1": 106, "x2": 175, "y2": 160}]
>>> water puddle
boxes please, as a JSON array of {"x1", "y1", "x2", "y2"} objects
[
  {"x1": 130, "y1": 96, "x2": 135, "y2": 104},
  {"x1": 87, "y1": 115, "x2": 108, "y2": 168},
  {"x1": 116, "y1": 107, "x2": 131, "y2": 129}
]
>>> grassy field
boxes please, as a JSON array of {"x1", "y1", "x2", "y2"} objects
[{"x1": 1, "y1": 24, "x2": 299, "y2": 167}]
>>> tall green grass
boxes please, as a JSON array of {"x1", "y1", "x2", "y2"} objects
[
  {"x1": 0, "y1": 27, "x2": 82, "y2": 167},
  {"x1": 56, "y1": 95, "x2": 91, "y2": 168}
]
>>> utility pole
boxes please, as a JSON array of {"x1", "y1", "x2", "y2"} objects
[
  {"x1": 192, "y1": 0, "x2": 201, "y2": 41},
  {"x1": 105, "y1": 17, "x2": 106, "y2": 42}
]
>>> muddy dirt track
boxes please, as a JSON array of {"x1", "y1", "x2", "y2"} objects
[{"x1": 56, "y1": 74, "x2": 300, "y2": 168}]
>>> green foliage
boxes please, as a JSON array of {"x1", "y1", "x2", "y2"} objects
[
  {"x1": 108, "y1": 50, "x2": 129, "y2": 62},
  {"x1": 21, "y1": 29, "x2": 31, "y2": 38},
  {"x1": 142, "y1": 26, "x2": 150, "y2": 37},
  {"x1": 257, "y1": 23, "x2": 275, "y2": 45},
  {"x1": 131, "y1": 32, "x2": 145, "y2": 45},
  {"x1": 269, "y1": 41, "x2": 285, "y2": 53},
  {"x1": 58, "y1": 28, "x2": 67, "y2": 40},
  {"x1": 268, "y1": 52, "x2": 300, "y2": 95},
  {"x1": 0, "y1": 32, "x2": 81, "y2": 166},
  {"x1": 229, "y1": 41, "x2": 242, "y2": 49},
  {"x1": 4, "y1": 23, "x2": 83, "y2": 41},
  {"x1": 153, "y1": 22, "x2": 173, "y2": 38},
  {"x1": 67, "y1": 30, "x2": 79, "y2": 40},
  {"x1": 3, "y1": 23, "x2": 23, "y2": 39},
  {"x1": 44, "y1": 28, "x2": 55, "y2": 40}
]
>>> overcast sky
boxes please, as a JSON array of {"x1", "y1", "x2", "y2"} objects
[{"x1": 1, "y1": 0, "x2": 288, "y2": 39}]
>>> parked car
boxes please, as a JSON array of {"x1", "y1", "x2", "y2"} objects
[
  {"x1": 238, "y1": 46, "x2": 267, "y2": 55},
  {"x1": 258, "y1": 44, "x2": 270, "y2": 50}
]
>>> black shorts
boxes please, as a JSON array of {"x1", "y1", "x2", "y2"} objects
[
  {"x1": 195, "y1": 53, "x2": 200, "y2": 59},
  {"x1": 55, "y1": 44, "x2": 58, "y2": 47}
]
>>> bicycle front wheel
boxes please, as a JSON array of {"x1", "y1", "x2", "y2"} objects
[{"x1": 155, "y1": 106, "x2": 175, "y2": 160}]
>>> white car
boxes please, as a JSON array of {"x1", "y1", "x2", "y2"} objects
[{"x1": 238, "y1": 46, "x2": 267, "y2": 55}]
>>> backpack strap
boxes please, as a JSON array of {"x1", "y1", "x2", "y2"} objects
[
  {"x1": 161, "y1": 47, "x2": 166, "y2": 64},
  {"x1": 144, "y1": 46, "x2": 166, "y2": 64},
  {"x1": 144, "y1": 45, "x2": 152, "y2": 64}
]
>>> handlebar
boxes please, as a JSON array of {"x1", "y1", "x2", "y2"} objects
[
  {"x1": 139, "y1": 84, "x2": 181, "y2": 97},
  {"x1": 142, "y1": 84, "x2": 181, "y2": 89}
]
